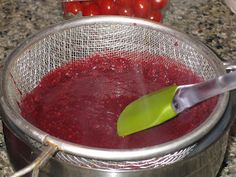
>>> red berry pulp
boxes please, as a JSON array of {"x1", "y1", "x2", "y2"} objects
[{"x1": 20, "y1": 52, "x2": 217, "y2": 149}]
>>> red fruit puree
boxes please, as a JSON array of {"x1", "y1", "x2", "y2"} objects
[{"x1": 20, "y1": 52, "x2": 217, "y2": 149}]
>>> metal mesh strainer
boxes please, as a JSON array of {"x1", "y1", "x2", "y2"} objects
[{"x1": 0, "y1": 16, "x2": 229, "y2": 174}]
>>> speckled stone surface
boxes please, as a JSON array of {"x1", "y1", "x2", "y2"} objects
[{"x1": 0, "y1": 0, "x2": 236, "y2": 176}]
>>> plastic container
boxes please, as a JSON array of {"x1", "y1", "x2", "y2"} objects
[{"x1": 62, "y1": 0, "x2": 169, "y2": 22}]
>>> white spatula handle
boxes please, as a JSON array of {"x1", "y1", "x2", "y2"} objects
[{"x1": 173, "y1": 71, "x2": 236, "y2": 113}]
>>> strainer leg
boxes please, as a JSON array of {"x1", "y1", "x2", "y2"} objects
[{"x1": 9, "y1": 145, "x2": 57, "y2": 177}]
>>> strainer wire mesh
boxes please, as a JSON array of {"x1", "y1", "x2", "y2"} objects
[{"x1": 3, "y1": 18, "x2": 223, "y2": 170}]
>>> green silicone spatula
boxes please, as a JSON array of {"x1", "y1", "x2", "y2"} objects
[{"x1": 117, "y1": 71, "x2": 236, "y2": 137}]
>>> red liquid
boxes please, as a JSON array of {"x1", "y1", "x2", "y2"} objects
[{"x1": 20, "y1": 53, "x2": 217, "y2": 149}]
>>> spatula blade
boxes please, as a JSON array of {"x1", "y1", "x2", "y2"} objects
[{"x1": 117, "y1": 85, "x2": 178, "y2": 136}]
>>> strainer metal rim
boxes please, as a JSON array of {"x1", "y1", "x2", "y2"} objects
[{"x1": 0, "y1": 16, "x2": 229, "y2": 161}]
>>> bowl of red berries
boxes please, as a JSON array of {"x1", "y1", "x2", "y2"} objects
[{"x1": 62, "y1": 0, "x2": 169, "y2": 22}]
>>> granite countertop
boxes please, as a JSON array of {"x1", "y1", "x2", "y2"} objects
[{"x1": 0, "y1": 0, "x2": 236, "y2": 176}]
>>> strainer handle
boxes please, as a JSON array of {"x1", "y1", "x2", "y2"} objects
[
  {"x1": 9, "y1": 145, "x2": 57, "y2": 177},
  {"x1": 223, "y1": 60, "x2": 236, "y2": 72}
]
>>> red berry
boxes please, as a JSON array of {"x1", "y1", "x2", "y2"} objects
[
  {"x1": 118, "y1": 6, "x2": 134, "y2": 16},
  {"x1": 63, "y1": 2, "x2": 83, "y2": 15},
  {"x1": 99, "y1": 0, "x2": 118, "y2": 15},
  {"x1": 133, "y1": 0, "x2": 151, "y2": 18},
  {"x1": 83, "y1": 3, "x2": 100, "y2": 16},
  {"x1": 81, "y1": 1, "x2": 93, "y2": 6},
  {"x1": 151, "y1": 0, "x2": 169, "y2": 10},
  {"x1": 115, "y1": 0, "x2": 133, "y2": 7},
  {"x1": 147, "y1": 10, "x2": 162, "y2": 22}
]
